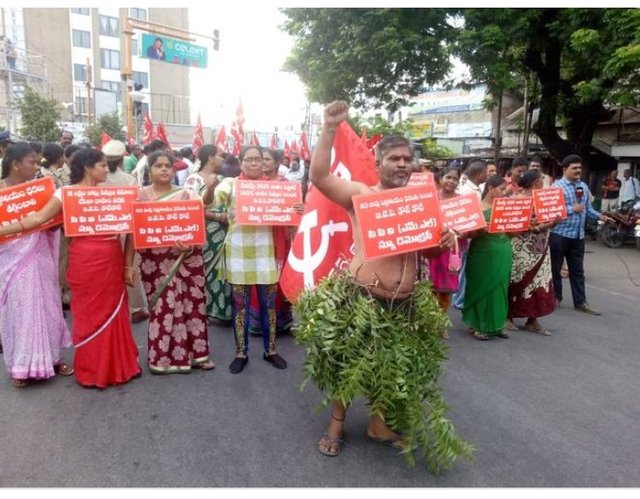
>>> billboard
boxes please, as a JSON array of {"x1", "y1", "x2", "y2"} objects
[{"x1": 140, "y1": 33, "x2": 208, "y2": 68}]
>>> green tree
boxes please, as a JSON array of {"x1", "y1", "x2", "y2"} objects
[
  {"x1": 347, "y1": 114, "x2": 414, "y2": 138},
  {"x1": 15, "y1": 86, "x2": 61, "y2": 141},
  {"x1": 453, "y1": 8, "x2": 640, "y2": 168},
  {"x1": 283, "y1": 8, "x2": 640, "y2": 168},
  {"x1": 83, "y1": 113, "x2": 126, "y2": 146},
  {"x1": 282, "y1": 8, "x2": 452, "y2": 112}
]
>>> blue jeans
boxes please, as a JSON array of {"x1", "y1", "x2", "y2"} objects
[{"x1": 231, "y1": 284, "x2": 277, "y2": 356}]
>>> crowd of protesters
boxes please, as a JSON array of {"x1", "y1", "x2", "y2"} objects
[{"x1": 0, "y1": 108, "x2": 616, "y2": 466}]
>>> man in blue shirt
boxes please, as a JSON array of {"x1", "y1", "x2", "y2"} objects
[{"x1": 550, "y1": 154, "x2": 609, "y2": 315}]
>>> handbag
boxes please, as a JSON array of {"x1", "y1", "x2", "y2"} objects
[{"x1": 447, "y1": 235, "x2": 461, "y2": 274}]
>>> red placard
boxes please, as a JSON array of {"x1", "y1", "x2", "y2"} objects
[
  {"x1": 440, "y1": 193, "x2": 486, "y2": 234},
  {"x1": 0, "y1": 177, "x2": 63, "y2": 244},
  {"x1": 235, "y1": 179, "x2": 302, "y2": 226},
  {"x1": 353, "y1": 184, "x2": 442, "y2": 261},
  {"x1": 488, "y1": 197, "x2": 534, "y2": 233},
  {"x1": 532, "y1": 187, "x2": 567, "y2": 223},
  {"x1": 132, "y1": 199, "x2": 205, "y2": 249},
  {"x1": 407, "y1": 171, "x2": 435, "y2": 187},
  {"x1": 62, "y1": 186, "x2": 138, "y2": 237}
]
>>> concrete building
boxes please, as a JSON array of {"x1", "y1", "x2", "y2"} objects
[{"x1": 1, "y1": 7, "x2": 192, "y2": 141}]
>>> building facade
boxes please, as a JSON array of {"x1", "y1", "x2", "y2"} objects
[{"x1": 1, "y1": 7, "x2": 191, "y2": 140}]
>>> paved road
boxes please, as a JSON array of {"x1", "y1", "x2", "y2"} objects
[{"x1": 0, "y1": 240, "x2": 638, "y2": 487}]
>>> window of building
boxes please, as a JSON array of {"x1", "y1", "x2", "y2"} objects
[
  {"x1": 132, "y1": 71, "x2": 148, "y2": 88},
  {"x1": 75, "y1": 96, "x2": 87, "y2": 115},
  {"x1": 99, "y1": 15, "x2": 119, "y2": 37},
  {"x1": 72, "y1": 29, "x2": 91, "y2": 48},
  {"x1": 71, "y1": 8, "x2": 90, "y2": 15},
  {"x1": 101, "y1": 80, "x2": 121, "y2": 94},
  {"x1": 129, "y1": 8, "x2": 147, "y2": 21},
  {"x1": 73, "y1": 63, "x2": 87, "y2": 82},
  {"x1": 100, "y1": 49, "x2": 120, "y2": 70},
  {"x1": 132, "y1": 38, "x2": 138, "y2": 56}
]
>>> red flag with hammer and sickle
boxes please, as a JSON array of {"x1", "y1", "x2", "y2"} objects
[{"x1": 279, "y1": 121, "x2": 378, "y2": 302}]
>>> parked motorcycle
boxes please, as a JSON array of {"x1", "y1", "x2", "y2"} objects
[{"x1": 600, "y1": 201, "x2": 640, "y2": 248}]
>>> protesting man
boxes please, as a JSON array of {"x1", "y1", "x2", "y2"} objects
[{"x1": 295, "y1": 100, "x2": 472, "y2": 472}]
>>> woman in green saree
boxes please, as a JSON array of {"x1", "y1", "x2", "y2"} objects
[{"x1": 462, "y1": 175, "x2": 513, "y2": 340}]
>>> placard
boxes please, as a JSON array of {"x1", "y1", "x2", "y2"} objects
[
  {"x1": 488, "y1": 197, "x2": 534, "y2": 233},
  {"x1": 0, "y1": 177, "x2": 63, "y2": 244},
  {"x1": 439, "y1": 193, "x2": 486, "y2": 234},
  {"x1": 407, "y1": 171, "x2": 436, "y2": 187},
  {"x1": 353, "y1": 184, "x2": 442, "y2": 261},
  {"x1": 532, "y1": 187, "x2": 567, "y2": 223},
  {"x1": 235, "y1": 179, "x2": 302, "y2": 226},
  {"x1": 132, "y1": 199, "x2": 205, "y2": 249},
  {"x1": 62, "y1": 186, "x2": 138, "y2": 237}
]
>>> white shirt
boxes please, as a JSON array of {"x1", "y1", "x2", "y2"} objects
[
  {"x1": 132, "y1": 156, "x2": 148, "y2": 187},
  {"x1": 620, "y1": 176, "x2": 640, "y2": 203},
  {"x1": 457, "y1": 178, "x2": 482, "y2": 199},
  {"x1": 277, "y1": 164, "x2": 289, "y2": 177}
]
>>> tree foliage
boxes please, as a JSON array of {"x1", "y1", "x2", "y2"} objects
[
  {"x1": 282, "y1": 8, "x2": 452, "y2": 112},
  {"x1": 15, "y1": 86, "x2": 61, "y2": 141},
  {"x1": 347, "y1": 113, "x2": 414, "y2": 138},
  {"x1": 282, "y1": 8, "x2": 640, "y2": 165},
  {"x1": 83, "y1": 113, "x2": 125, "y2": 146}
]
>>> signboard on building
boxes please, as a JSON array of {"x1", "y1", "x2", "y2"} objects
[
  {"x1": 409, "y1": 85, "x2": 487, "y2": 115},
  {"x1": 140, "y1": 33, "x2": 208, "y2": 68}
]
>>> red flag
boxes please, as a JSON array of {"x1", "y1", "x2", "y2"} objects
[
  {"x1": 230, "y1": 99, "x2": 245, "y2": 156},
  {"x1": 366, "y1": 133, "x2": 382, "y2": 153},
  {"x1": 156, "y1": 122, "x2": 171, "y2": 150},
  {"x1": 142, "y1": 115, "x2": 156, "y2": 145},
  {"x1": 290, "y1": 139, "x2": 300, "y2": 159},
  {"x1": 215, "y1": 126, "x2": 229, "y2": 154},
  {"x1": 360, "y1": 128, "x2": 367, "y2": 144},
  {"x1": 270, "y1": 134, "x2": 278, "y2": 149},
  {"x1": 283, "y1": 140, "x2": 291, "y2": 160},
  {"x1": 299, "y1": 131, "x2": 311, "y2": 162},
  {"x1": 279, "y1": 121, "x2": 378, "y2": 302},
  {"x1": 100, "y1": 132, "x2": 112, "y2": 148},
  {"x1": 250, "y1": 132, "x2": 260, "y2": 146},
  {"x1": 192, "y1": 113, "x2": 204, "y2": 157}
]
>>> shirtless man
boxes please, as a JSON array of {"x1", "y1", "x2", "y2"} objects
[{"x1": 309, "y1": 100, "x2": 455, "y2": 456}]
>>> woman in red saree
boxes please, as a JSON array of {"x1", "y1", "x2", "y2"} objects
[
  {"x1": 131, "y1": 151, "x2": 215, "y2": 374},
  {"x1": 0, "y1": 147, "x2": 141, "y2": 388}
]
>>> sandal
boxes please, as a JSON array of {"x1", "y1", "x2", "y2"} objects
[
  {"x1": 496, "y1": 331, "x2": 510, "y2": 339},
  {"x1": 54, "y1": 362, "x2": 75, "y2": 376},
  {"x1": 318, "y1": 433, "x2": 345, "y2": 457},
  {"x1": 524, "y1": 324, "x2": 551, "y2": 336},
  {"x1": 440, "y1": 330, "x2": 450, "y2": 340},
  {"x1": 193, "y1": 359, "x2": 216, "y2": 370},
  {"x1": 504, "y1": 320, "x2": 519, "y2": 331},
  {"x1": 318, "y1": 413, "x2": 346, "y2": 457},
  {"x1": 11, "y1": 378, "x2": 28, "y2": 388},
  {"x1": 472, "y1": 331, "x2": 490, "y2": 341}
]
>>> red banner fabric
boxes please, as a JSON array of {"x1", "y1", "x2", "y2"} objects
[
  {"x1": 192, "y1": 113, "x2": 204, "y2": 157},
  {"x1": 279, "y1": 121, "x2": 378, "y2": 302}
]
